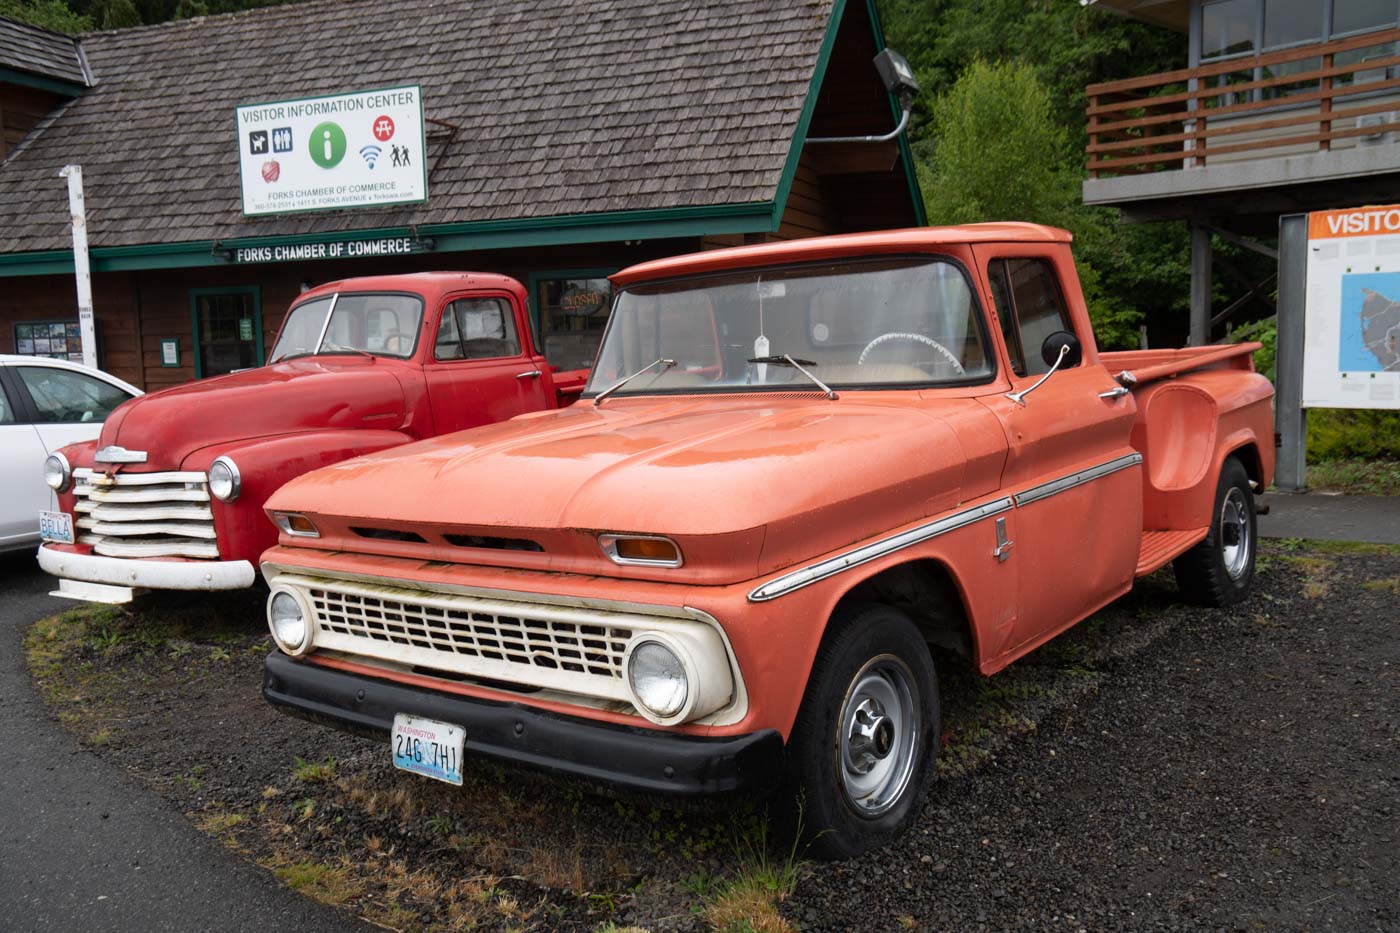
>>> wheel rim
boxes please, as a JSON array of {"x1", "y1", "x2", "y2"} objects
[
  {"x1": 1220, "y1": 486, "x2": 1252, "y2": 581},
  {"x1": 837, "y1": 655, "x2": 920, "y2": 817}
]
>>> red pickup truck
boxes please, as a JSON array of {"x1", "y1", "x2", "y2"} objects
[
  {"x1": 255, "y1": 227, "x2": 1274, "y2": 858},
  {"x1": 38, "y1": 272, "x2": 583, "y2": 603}
]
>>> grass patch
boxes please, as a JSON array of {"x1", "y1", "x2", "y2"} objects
[
  {"x1": 701, "y1": 820, "x2": 802, "y2": 933},
  {"x1": 198, "y1": 811, "x2": 247, "y2": 834},
  {"x1": 292, "y1": 756, "x2": 336, "y2": 783},
  {"x1": 1362, "y1": 577, "x2": 1400, "y2": 594},
  {"x1": 271, "y1": 859, "x2": 364, "y2": 906},
  {"x1": 1306, "y1": 459, "x2": 1400, "y2": 496}
]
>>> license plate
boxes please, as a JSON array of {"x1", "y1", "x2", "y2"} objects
[
  {"x1": 39, "y1": 510, "x2": 73, "y2": 545},
  {"x1": 391, "y1": 713, "x2": 465, "y2": 786}
]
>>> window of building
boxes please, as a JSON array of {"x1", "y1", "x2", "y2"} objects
[
  {"x1": 16, "y1": 365, "x2": 131, "y2": 423},
  {"x1": 434, "y1": 298, "x2": 521, "y2": 360},
  {"x1": 13, "y1": 320, "x2": 83, "y2": 362},
  {"x1": 1334, "y1": 0, "x2": 1400, "y2": 35},
  {"x1": 1264, "y1": 0, "x2": 1324, "y2": 47},
  {"x1": 532, "y1": 272, "x2": 615, "y2": 371},
  {"x1": 986, "y1": 259, "x2": 1073, "y2": 377},
  {"x1": 190, "y1": 287, "x2": 262, "y2": 378}
]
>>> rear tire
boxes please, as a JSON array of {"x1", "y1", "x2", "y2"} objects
[
  {"x1": 781, "y1": 603, "x2": 938, "y2": 860},
  {"x1": 1173, "y1": 455, "x2": 1256, "y2": 606}
]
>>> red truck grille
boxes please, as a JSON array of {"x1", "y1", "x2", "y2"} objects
[{"x1": 72, "y1": 468, "x2": 219, "y2": 559}]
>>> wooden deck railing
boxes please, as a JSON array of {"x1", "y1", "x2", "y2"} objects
[{"x1": 1086, "y1": 28, "x2": 1400, "y2": 177}]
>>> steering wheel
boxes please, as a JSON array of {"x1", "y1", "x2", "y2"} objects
[{"x1": 858, "y1": 332, "x2": 964, "y2": 374}]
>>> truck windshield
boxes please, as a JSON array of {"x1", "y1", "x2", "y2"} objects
[
  {"x1": 583, "y1": 257, "x2": 993, "y2": 398},
  {"x1": 269, "y1": 293, "x2": 424, "y2": 362}
]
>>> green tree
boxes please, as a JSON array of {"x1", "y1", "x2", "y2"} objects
[
  {"x1": 0, "y1": 0, "x2": 94, "y2": 32},
  {"x1": 921, "y1": 59, "x2": 1142, "y2": 347}
]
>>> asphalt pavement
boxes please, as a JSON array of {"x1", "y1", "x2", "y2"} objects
[
  {"x1": 1258, "y1": 492, "x2": 1400, "y2": 544},
  {"x1": 0, "y1": 549, "x2": 373, "y2": 933}
]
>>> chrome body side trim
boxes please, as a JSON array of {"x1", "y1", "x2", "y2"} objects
[
  {"x1": 747, "y1": 497, "x2": 1015, "y2": 603},
  {"x1": 1012, "y1": 453, "x2": 1143, "y2": 508}
]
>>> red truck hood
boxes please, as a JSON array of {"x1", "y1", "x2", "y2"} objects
[
  {"x1": 268, "y1": 393, "x2": 989, "y2": 574},
  {"x1": 93, "y1": 358, "x2": 409, "y2": 471}
]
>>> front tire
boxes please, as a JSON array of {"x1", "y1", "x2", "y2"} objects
[
  {"x1": 783, "y1": 603, "x2": 938, "y2": 860},
  {"x1": 1173, "y1": 455, "x2": 1257, "y2": 606}
]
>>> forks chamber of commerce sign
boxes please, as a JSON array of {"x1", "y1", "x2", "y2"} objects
[{"x1": 236, "y1": 85, "x2": 427, "y2": 216}]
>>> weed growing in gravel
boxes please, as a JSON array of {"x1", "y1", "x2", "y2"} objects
[
  {"x1": 1362, "y1": 577, "x2": 1400, "y2": 593},
  {"x1": 198, "y1": 811, "x2": 247, "y2": 834},
  {"x1": 701, "y1": 816, "x2": 804, "y2": 933},
  {"x1": 270, "y1": 859, "x2": 363, "y2": 906},
  {"x1": 292, "y1": 756, "x2": 336, "y2": 783}
]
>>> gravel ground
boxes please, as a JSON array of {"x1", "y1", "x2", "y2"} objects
[{"x1": 19, "y1": 540, "x2": 1399, "y2": 931}]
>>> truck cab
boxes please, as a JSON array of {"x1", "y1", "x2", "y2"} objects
[
  {"x1": 254, "y1": 227, "x2": 1274, "y2": 858},
  {"x1": 39, "y1": 271, "x2": 584, "y2": 603}
]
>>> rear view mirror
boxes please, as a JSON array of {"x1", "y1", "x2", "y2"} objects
[{"x1": 1041, "y1": 331, "x2": 1082, "y2": 368}]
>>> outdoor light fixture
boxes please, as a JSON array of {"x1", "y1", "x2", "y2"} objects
[{"x1": 807, "y1": 47, "x2": 921, "y2": 145}]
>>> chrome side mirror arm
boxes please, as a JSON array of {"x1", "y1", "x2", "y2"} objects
[{"x1": 1004, "y1": 343, "x2": 1071, "y2": 407}]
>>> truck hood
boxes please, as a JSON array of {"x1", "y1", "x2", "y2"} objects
[
  {"x1": 94, "y1": 358, "x2": 409, "y2": 470},
  {"x1": 269, "y1": 394, "x2": 989, "y2": 575}
]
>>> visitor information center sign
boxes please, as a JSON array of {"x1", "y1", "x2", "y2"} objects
[
  {"x1": 236, "y1": 85, "x2": 427, "y2": 216},
  {"x1": 1302, "y1": 205, "x2": 1400, "y2": 410}
]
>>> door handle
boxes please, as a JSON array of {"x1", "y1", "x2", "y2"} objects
[
  {"x1": 1098, "y1": 386, "x2": 1130, "y2": 400},
  {"x1": 515, "y1": 370, "x2": 542, "y2": 380}
]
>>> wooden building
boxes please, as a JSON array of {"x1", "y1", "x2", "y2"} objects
[{"x1": 0, "y1": 0, "x2": 923, "y2": 390}]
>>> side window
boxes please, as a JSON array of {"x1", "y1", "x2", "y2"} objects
[
  {"x1": 17, "y1": 366, "x2": 131, "y2": 424},
  {"x1": 987, "y1": 258, "x2": 1074, "y2": 376},
  {"x1": 433, "y1": 299, "x2": 521, "y2": 361},
  {"x1": 0, "y1": 382, "x2": 16, "y2": 425}
]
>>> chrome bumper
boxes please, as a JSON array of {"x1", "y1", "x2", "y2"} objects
[{"x1": 38, "y1": 545, "x2": 255, "y2": 603}]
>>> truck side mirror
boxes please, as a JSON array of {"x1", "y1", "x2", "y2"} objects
[{"x1": 1041, "y1": 331, "x2": 1082, "y2": 368}]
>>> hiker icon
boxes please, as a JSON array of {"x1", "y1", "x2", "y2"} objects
[{"x1": 391, "y1": 145, "x2": 411, "y2": 168}]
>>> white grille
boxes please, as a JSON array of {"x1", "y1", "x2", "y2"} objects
[
  {"x1": 273, "y1": 574, "x2": 735, "y2": 708},
  {"x1": 72, "y1": 468, "x2": 219, "y2": 559}
]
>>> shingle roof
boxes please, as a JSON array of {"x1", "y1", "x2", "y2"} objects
[
  {"x1": 0, "y1": 16, "x2": 88, "y2": 86},
  {"x1": 0, "y1": 0, "x2": 834, "y2": 255}
]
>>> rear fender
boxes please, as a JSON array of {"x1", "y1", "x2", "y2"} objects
[{"x1": 182, "y1": 430, "x2": 415, "y2": 562}]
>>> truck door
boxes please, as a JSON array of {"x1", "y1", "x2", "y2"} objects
[
  {"x1": 422, "y1": 293, "x2": 551, "y2": 436},
  {"x1": 973, "y1": 246, "x2": 1142, "y2": 659}
]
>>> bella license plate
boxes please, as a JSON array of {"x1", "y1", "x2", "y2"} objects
[
  {"x1": 39, "y1": 510, "x2": 73, "y2": 544},
  {"x1": 391, "y1": 713, "x2": 465, "y2": 786}
]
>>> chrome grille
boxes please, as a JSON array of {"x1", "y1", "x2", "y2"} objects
[
  {"x1": 72, "y1": 468, "x2": 219, "y2": 559},
  {"x1": 313, "y1": 586, "x2": 633, "y2": 679}
]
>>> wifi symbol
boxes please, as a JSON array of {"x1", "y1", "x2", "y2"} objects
[{"x1": 359, "y1": 144, "x2": 382, "y2": 169}]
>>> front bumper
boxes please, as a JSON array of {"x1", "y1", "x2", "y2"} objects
[
  {"x1": 263, "y1": 652, "x2": 783, "y2": 797},
  {"x1": 38, "y1": 545, "x2": 256, "y2": 601}
]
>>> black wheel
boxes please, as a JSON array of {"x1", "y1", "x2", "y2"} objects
[
  {"x1": 782, "y1": 603, "x2": 939, "y2": 860},
  {"x1": 1173, "y1": 455, "x2": 1257, "y2": 607}
]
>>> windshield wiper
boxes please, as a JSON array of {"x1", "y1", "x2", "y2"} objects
[
  {"x1": 747, "y1": 354, "x2": 839, "y2": 400},
  {"x1": 593, "y1": 358, "x2": 677, "y2": 407},
  {"x1": 322, "y1": 343, "x2": 376, "y2": 361}
]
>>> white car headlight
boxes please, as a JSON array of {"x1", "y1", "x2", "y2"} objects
[
  {"x1": 208, "y1": 456, "x2": 240, "y2": 502},
  {"x1": 627, "y1": 639, "x2": 689, "y2": 720},
  {"x1": 268, "y1": 588, "x2": 311, "y2": 655},
  {"x1": 43, "y1": 452, "x2": 72, "y2": 492}
]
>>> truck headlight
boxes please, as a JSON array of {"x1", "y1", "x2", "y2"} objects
[
  {"x1": 208, "y1": 456, "x2": 240, "y2": 502},
  {"x1": 44, "y1": 452, "x2": 72, "y2": 492},
  {"x1": 267, "y1": 588, "x2": 311, "y2": 655},
  {"x1": 627, "y1": 639, "x2": 689, "y2": 720}
]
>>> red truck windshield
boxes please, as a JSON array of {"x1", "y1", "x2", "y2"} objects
[
  {"x1": 584, "y1": 257, "x2": 994, "y2": 397},
  {"x1": 270, "y1": 292, "x2": 424, "y2": 362}
]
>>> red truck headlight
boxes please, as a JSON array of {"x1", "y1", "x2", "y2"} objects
[{"x1": 44, "y1": 452, "x2": 72, "y2": 492}]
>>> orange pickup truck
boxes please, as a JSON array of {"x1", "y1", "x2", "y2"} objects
[{"x1": 257, "y1": 225, "x2": 1274, "y2": 858}]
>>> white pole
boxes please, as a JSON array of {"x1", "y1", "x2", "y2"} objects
[{"x1": 58, "y1": 164, "x2": 97, "y2": 370}]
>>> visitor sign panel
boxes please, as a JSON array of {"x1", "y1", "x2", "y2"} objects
[
  {"x1": 1302, "y1": 206, "x2": 1400, "y2": 410},
  {"x1": 235, "y1": 86, "x2": 428, "y2": 216}
]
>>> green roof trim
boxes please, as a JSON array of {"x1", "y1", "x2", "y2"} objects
[
  {"x1": 0, "y1": 201, "x2": 776, "y2": 277},
  {"x1": 0, "y1": 65, "x2": 85, "y2": 97}
]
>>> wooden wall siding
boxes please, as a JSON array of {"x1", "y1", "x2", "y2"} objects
[
  {"x1": 775, "y1": 154, "x2": 841, "y2": 240},
  {"x1": 0, "y1": 84, "x2": 66, "y2": 158},
  {"x1": 806, "y1": 0, "x2": 890, "y2": 140}
]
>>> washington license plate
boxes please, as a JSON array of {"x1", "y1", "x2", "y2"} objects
[
  {"x1": 39, "y1": 511, "x2": 73, "y2": 544},
  {"x1": 391, "y1": 714, "x2": 465, "y2": 786}
]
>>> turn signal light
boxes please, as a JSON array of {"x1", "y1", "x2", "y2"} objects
[
  {"x1": 273, "y1": 512, "x2": 321, "y2": 538},
  {"x1": 600, "y1": 534, "x2": 683, "y2": 567}
]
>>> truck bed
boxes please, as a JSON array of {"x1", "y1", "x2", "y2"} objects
[{"x1": 1100, "y1": 342, "x2": 1262, "y2": 387}]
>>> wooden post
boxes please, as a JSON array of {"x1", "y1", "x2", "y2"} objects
[
  {"x1": 1320, "y1": 52, "x2": 1333, "y2": 152},
  {"x1": 1275, "y1": 214, "x2": 1309, "y2": 492},
  {"x1": 1189, "y1": 222, "x2": 1212, "y2": 346}
]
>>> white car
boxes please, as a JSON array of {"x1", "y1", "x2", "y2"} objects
[{"x1": 0, "y1": 355, "x2": 141, "y2": 554}]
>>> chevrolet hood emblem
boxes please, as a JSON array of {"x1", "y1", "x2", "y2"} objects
[{"x1": 94, "y1": 445, "x2": 148, "y2": 464}]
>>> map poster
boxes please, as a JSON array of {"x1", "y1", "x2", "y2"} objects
[{"x1": 1302, "y1": 206, "x2": 1400, "y2": 410}]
